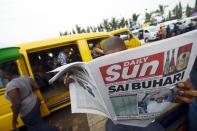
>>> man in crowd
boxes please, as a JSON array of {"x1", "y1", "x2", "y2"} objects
[
  {"x1": 64, "y1": 36, "x2": 197, "y2": 131},
  {"x1": 2, "y1": 63, "x2": 60, "y2": 131},
  {"x1": 101, "y1": 36, "x2": 197, "y2": 131},
  {"x1": 57, "y1": 47, "x2": 70, "y2": 66},
  {"x1": 103, "y1": 36, "x2": 165, "y2": 131}
]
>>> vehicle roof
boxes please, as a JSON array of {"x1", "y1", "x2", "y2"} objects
[
  {"x1": 131, "y1": 29, "x2": 141, "y2": 33},
  {"x1": 19, "y1": 32, "x2": 110, "y2": 51},
  {"x1": 110, "y1": 28, "x2": 130, "y2": 35},
  {"x1": 143, "y1": 26, "x2": 158, "y2": 30}
]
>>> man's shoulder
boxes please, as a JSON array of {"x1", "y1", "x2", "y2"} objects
[
  {"x1": 14, "y1": 76, "x2": 31, "y2": 81},
  {"x1": 7, "y1": 76, "x2": 30, "y2": 86}
]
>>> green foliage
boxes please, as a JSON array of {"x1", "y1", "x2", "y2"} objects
[
  {"x1": 195, "y1": 0, "x2": 197, "y2": 12},
  {"x1": 178, "y1": 2, "x2": 183, "y2": 19},
  {"x1": 145, "y1": 12, "x2": 152, "y2": 23},
  {"x1": 172, "y1": 3, "x2": 183, "y2": 19},
  {"x1": 75, "y1": 24, "x2": 82, "y2": 33},
  {"x1": 186, "y1": 4, "x2": 192, "y2": 17},
  {"x1": 110, "y1": 17, "x2": 118, "y2": 30},
  {"x1": 59, "y1": 1, "x2": 192, "y2": 36},
  {"x1": 159, "y1": 5, "x2": 164, "y2": 16},
  {"x1": 132, "y1": 13, "x2": 140, "y2": 22},
  {"x1": 119, "y1": 17, "x2": 126, "y2": 28},
  {"x1": 173, "y1": 5, "x2": 179, "y2": 19},
  {"x1": 168, "y1": 10, "x2": 172, "y2": 20},
  {"x1": 102, "y1": 19, "x2": 110, "y2": 31}
]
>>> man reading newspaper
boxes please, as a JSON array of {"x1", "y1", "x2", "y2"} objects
[
  {"x1": 101, "y1": 37, "x2": 197, "y2": 131},
  {"x1": 60, "y1": 37, "x2": 197, "y2": 131},
  {"x1": 50, "y1": 32, "x2": 197, "y2": 130}
]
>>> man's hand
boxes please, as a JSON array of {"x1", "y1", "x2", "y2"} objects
[
  {"x1": 64, "y1": 72, "x2": 74, "y2": 86},
  {"x1": 175, "y1": 81, "x2": 197, "y2": 103}
]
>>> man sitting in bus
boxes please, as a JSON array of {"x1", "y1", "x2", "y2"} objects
[{"x1": 57, "y1": 47, "x2": 70, "y2": 66}]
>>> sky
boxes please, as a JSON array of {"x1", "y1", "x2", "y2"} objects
[{"x1": 0, "y1": 0, "x2": 195, "y2": 47}]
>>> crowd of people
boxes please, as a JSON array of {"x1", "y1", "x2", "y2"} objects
[{"x1": 157, "y1": 18, "x2": 197, "y2": 40}]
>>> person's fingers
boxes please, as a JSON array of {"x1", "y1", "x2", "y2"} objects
[
  {"x1": 64, "y1": 77, "x2": 74, "y2": 85},
  {"x1": 175, "y1": 96, "x2": 192, "y2": 104},
  {"x1": 67, "y1": 78, "x2": 74, "y2": 83},
  {"x1": 178, "y1": 90, "x2": 197, "y2": 98},
  {"x1": 177, "y1": 82, "x2": 193, "y2": 90}
]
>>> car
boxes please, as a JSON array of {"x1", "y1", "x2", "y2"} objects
[{"x1": 143, "y1": 26, "x2": 160, "y2": 43}]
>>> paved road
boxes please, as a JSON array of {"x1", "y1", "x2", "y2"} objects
[
  {"x1": 19, "y1": 106, "x2": 90, "y2": 131},
  {"x1": 45, "y1": 106, "x2": 90, "y2": 131}
]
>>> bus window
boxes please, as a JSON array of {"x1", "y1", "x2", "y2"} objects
[
  {"x1": 28, "y1": 43, "x2": 82, "y2": 100},
  {"x1": 87, "y1": 38, "x2": 106, "y2": 59},
  {"x1": 114, "y1": 31, "x2": 133, "y2": 41}
]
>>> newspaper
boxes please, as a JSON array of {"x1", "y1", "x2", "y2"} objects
[{"x1": 49, "y1": 30, "x2": 197, "y2": 127}]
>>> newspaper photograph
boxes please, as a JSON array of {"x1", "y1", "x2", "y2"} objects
[{"x1": 49, "y1": 30, "x2": 197, "y2": 126}]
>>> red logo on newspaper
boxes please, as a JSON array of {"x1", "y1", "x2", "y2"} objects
[{"x1": 100, "y1": 53, "x2": 164, "y2": 84}]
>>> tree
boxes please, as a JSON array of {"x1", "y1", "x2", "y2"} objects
[
  {"x1": 186, "y1": 4, "x2": 192, "y2": 17},
  {"x1": 102, "y1": 19, "x2": 110, "y2": 31},
  {"x1": 195, "y1": 0, "x2": 197, "y2": 12},
  {"x1": 110, "y1": 17, "x2": 118, "y2": 30},
  {"x1": 86, "y1": 26, "x2": 91, "y2": 33},
  {"x1": 119, "y1": 17, "x2": 126, "y2": 28},
  {"x1": 99, "y1": 24, "x2": 104, "y2": 32},
  {"x1": 145, "y1": 12, "x2": 152, "y2": 23},
  {"x1": 75, "y1": 24, "x2": 83, "y2": 33},
  {"x1": 132, "y1": 13, "x2": 140, "y2": 22},
  {"x1": 128, "y1": 18, "x2": 133, "y2": 28},
  {"x1": 59, "y1": 32, "x2": 63, "y2": 36},
  {"x1": 173, "y1": 5, "x2": 179, "y2": 19},
  {"x1": 155, "y1": 5, "x2": 168, "y2": 21},
  {"x1": 72, "y1": 29, "x2": 76, "y2": 34},
  {"x1": 158, "y1": 5, "x2": 164, "y2": 17},
  {"x1": 97, "y1": 25, "x2": 102, "y2": 32},
  {"x1": 168, "y1": 10, "x2": 172, "y2": 20},
  {"x1": 172, "y1": 3, "x2": 183, "y2": 19},
  {"x1": 81, "y1": 28, "x2": 86, "y2": 33},
  {"x1": 90, "y1": 26, "x2": 97, "y2": 32},
  {"x1": 125, "y1": 19, "x2": 129, "y2": 27},
  {"x1": 178, "y1": 2, "x2": 183, "y2": 19}
]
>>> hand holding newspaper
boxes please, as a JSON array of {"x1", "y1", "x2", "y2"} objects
[{"x1": 49, "y1": 30, "x2": 197, "y2": 127}]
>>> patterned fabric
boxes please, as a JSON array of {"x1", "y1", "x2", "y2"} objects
[{"x1": 57, "y1": 51, "x2": 68, "y2": 65}]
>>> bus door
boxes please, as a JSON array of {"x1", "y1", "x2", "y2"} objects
[{"x1": 27, "y1": 42, "x2": 82, "y2": 112}]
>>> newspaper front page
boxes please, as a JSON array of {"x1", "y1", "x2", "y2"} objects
[
  {"x1": 88, "y1": 30, "x2": 197, "y2": 123},
  {"x1": 49, "y1": 30, "x2": 197, "y2": 126}
]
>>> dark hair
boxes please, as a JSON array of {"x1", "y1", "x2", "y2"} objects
[
  {"x1": 102, "y1": 36, "x2": 126, "y2": 53},
  {"x1": 2, "y1": 62, "x2": 18, "y2": 75}
]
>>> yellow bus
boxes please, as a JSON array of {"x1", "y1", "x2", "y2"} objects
[
  {"x1": 0, "y1": 30, "x2": 141, "y2": 130},
  {"x1": 110, "y1": 28, "x2": 141, "y2": 48}
]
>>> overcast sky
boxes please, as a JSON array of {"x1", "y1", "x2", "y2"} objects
[{"x1": 0, "y1": 0, "x2": 195, "y2": 47}]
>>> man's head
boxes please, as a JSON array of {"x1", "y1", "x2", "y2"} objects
[
  {"x1": 2, "y1": 63, "x2": 18, "y2": 81},
  {"x1": 102, "y1": 36, "x2": 127, "y2": 55},
  {"x1": 63, "y1": 48, "x2": 70, "y2": 53}
]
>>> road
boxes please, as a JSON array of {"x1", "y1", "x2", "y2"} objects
[
  {"x1": 19, "y1": 106, "x2": 90, "y2": 131},
  {"x1": 45, "y1": 106, "x2": 90, "y2": 131}
]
